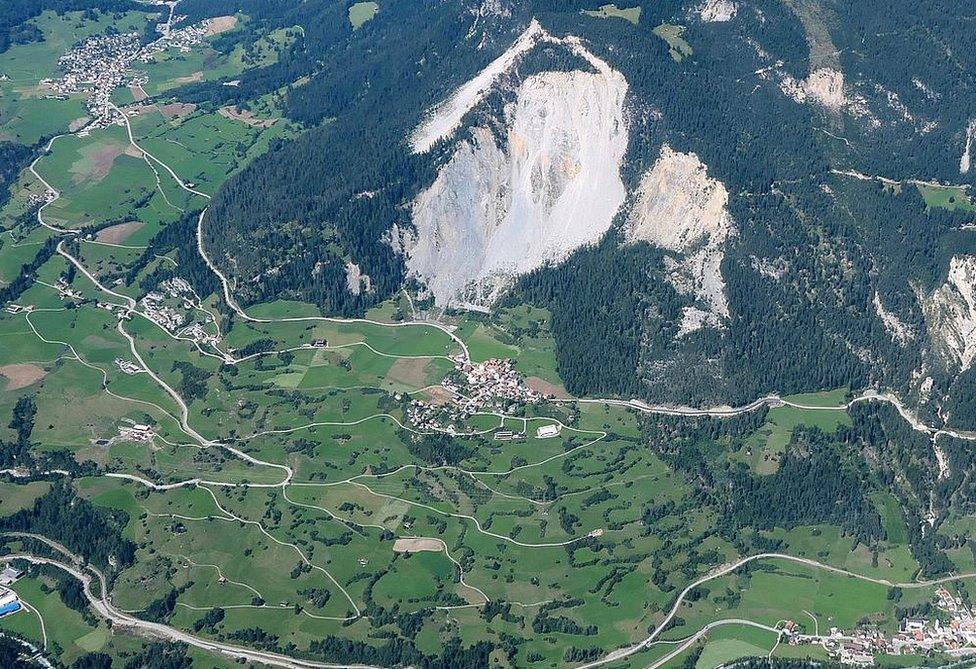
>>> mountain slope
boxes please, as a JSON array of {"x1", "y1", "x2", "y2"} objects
[
  {"x1": 406, "y1": 21, "x2": 629, "y2": 308},
  {"x1": 188, "y1": 0, "x2": 976, "y2": 424}
]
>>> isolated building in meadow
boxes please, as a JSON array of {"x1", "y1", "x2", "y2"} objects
[{"x1": 536, "y1": 424, "x2": 560, "y2": 439}]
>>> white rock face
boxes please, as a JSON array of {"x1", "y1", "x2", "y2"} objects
[
  {"x1": 780, "y1": 67, "x2": 847, "y2": 111},
  {"x1": 698, "y1": 0, "x2": 737, "y2": 22},
  {"x1": 961, "y1": 119, "x2": 975, "y2": 174},
  {"x1": 626, "y1": 146, "x2": 733, "y2": 332},
  {"x1": 345, "y1": 261, "x2": 370, "y2": 295},
  {"x1": 406, "y1": 34, "x2": 629, "y2": 308},
  {"x1": 926, "y1": 256, "x2": 976, "y2": 370},
  {"x1": 411, "y1": 20, "x2": 545, "y2": 154},
  {"x1": 873, "y1": 292, "x2": 914, "y2": 345}
]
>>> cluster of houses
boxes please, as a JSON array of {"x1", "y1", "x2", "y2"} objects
[
  {"x1": 444, "y1": 355, "x2": 545, "y2": 408},
  {"x1": 407, "y1": 355, "x2": 546, "y2": 432},
  {"x1": 117, "y1": 422, "x2": 155, "y2": 444},
  {"x1": 159, "y1": 277, "x2": 194, "y2": 300},
  {"x1": 114, "y1": 357, "x2": 142, "y2": 374},
  {"x1": 92, "y1": 423, "x2": 156, "y2": 446},
  {"x1": 142, "y1": 278, "x2": 220, "y2": 347},
  {"x1": 27, "y1": 190, "x2": 57, "y2": 211},
  {"x1": 53, "y1": 276, "x2": 83, "y2": 301},
  {"x1": 786, "y1": 587, "x2": 976, "y2": 665},
  {"x1": 91, "y1": 421, "x2": 155, "y2": 446},
  {"x1": 140, "y1": 288, "x2": 188, "y2": 332},
  {"x1": 43, "y1": 10, "x2": 212, "y2": 129},
  {"x1": 178, "y1": 322, "x2": 219, "y2": 346}
]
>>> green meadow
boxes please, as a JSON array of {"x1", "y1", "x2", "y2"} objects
[
  {"x1": 349, "y1": 2, "x2": 380, "y2": 30},
  {"x1": 653, "y1": 23, "x2": 693, "y2": 62},
  {"x1": 582, "y1": 4, "x2": 642, "y2": 25}
]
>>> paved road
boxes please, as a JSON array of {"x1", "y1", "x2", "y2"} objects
[
  {"x1": 642, "y1": 618, "x2": 781, "y2": 669},
  {"x1": 28, "y1": 134, "x2": 79, "y2": 234},
  {"x1": 0, "y1": 552, "x2": 383, "y2": 669},
  {"x1": 576, "y1": 552, "x2": 976, "y2": 669},
  {"x1": 575, "y1": 389, "x2": 976, "y2": 442}
]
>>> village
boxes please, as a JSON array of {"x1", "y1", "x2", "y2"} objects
[
  {"x1": 138, "y1": 277, "x2": 220, "y2": 348},
  {"x1": 406, "y1": 355, "x2": 563, "y2": 438},
  {"x1": 41, "y1": 5, "x2": 213, "y2": 130},
  {"x1": 784, "y1": 588, "x2": 976, "y2": 665}
]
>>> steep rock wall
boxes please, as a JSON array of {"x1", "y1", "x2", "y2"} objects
[
  {"x1": 406, "y1": 33, "x2": 629, "y2": 307},
  {"x1": 625, "y1": 146, "x2": 733, "y2": 333},
  {"x1": 926, "y1": 256, "x2": 976, "y2": 371}
]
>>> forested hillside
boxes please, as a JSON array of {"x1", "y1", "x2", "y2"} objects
[{"x1": 169, "y1": 0, "x2": 976, "y2": 420}]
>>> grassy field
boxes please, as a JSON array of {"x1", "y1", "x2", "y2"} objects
[
  {"x1": 0, "y1": 272, "x2": 951, "y2": 669},
  {"x1": 735, "y1": 392, "x2": 852, "y2": 474},
  {"x1": 917, "y1": 183, "x2": 976, "y2": 212},
  {"x1": 582, "y1": 3, "x2": 642, "y2": 25},
  {"x1": 697, "y1": 628, "x2": 776, "y2": 668},
  {"x1": 349, "y1": 2, "x2": 380, "y2": 29},
  {"x1": 0, "y1": 481, "x2": 50, "y2": 516},
  {"x1": 653, "y1": 23, "x2": 693, "y2": 61}
]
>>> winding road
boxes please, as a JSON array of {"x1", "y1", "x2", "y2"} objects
[
  {"x1": 6, "y1": 543, "x2": 976, "y2": 669},
  {"x1": 11, "y1": 27, "x2": 976, "y2": 669},
  {"x1": 0, "y1": 552, "x2": 381, "y2": 669},
  {"x1": 577, "y1": 552, "x2": 976, "y2": 669}
]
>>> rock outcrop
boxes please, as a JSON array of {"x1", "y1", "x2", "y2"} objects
[
  {"x1": 926, "y1": 256, "x2": 976, "y2": 371},
  {"x1": 406, "y1": 24, "x2": 629, "y2": 308},
  {"x1": 697, "y1": 0, "x2": 737, "y2": 22},
  {"x1": 626, "y1": 146, "x2": 733, "y2": 334}
]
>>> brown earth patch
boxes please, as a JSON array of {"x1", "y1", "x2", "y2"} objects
[
  {"x1": 160, "y1": 102, "x2": 196, "y2": 119},
  {"x1": 95, "y1": 221, "x2": 144, "y2": 244},
  {"x1": 386, "y1": 358, "x2": 431, "y2": 388},
  {"x1": 15, "y1": 83, "x2": 50, "y2": 98},
  {"x1": 205, "y1": 15, "x2": 238, "y2": 36},
  {"x1": 392, "y1": 537, "x2": 443, "y2": 553},
  {"x1": 420, "y1": 386, "x2": 454, "y2": 406},
  {"x1": 73, "y1": 143, "x2": 125, "y2": 184},
  {"x1": 68, "y1": 116, "x2": 90, "y2": 132},
  {"x1": 526, "y1": 376, "x2": 571, "y2": 399},
  {"x1": 218, "y1": 105, "x2": 277, "y2": 128},
  {"x1": 0, "y1": 364, "x2": 47, "y2": 390},
  {"x1": 129, "y1": 84, "x2": 148, "y2": 102},
  {"x1": 172, "y1": 72, "x2": 204, "y2": 85}
]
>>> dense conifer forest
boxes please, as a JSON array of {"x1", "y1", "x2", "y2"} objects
[{"x1": 139, "y1": 0, "x2": 976, "y2": 412}]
